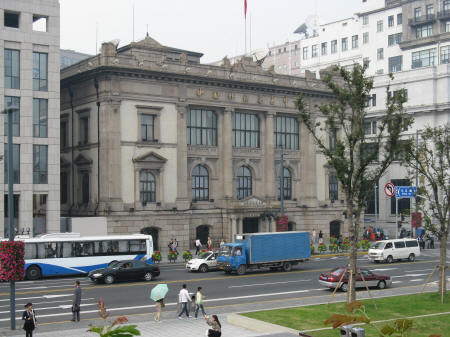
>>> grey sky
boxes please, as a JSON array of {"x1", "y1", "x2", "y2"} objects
[{"x1": 59, "y1": 0, "x2": 361, "y2": 63}]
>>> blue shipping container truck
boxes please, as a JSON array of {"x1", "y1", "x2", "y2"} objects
[{"x1": 217, "y1": 231, "x2": 310, "y2": 275}]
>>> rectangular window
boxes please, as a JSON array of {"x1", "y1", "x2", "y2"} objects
[
  {"x1": 364, "y1": 120, "x2": 377, "y2": 135},
  {"x1": 331, "y1": 40, "x2": 337, "y2": 54},
  {"x1": 4, "y1": 195, "x2": 19, "y2": 237},
  {"x1": 274, "y1": 116, "x2": 299, "y2": 150},
  {"x1": 377, "y1": 20, "x2": 383, "y2": 32},
  {"x1": 445, "y1": 0, "x2": 450, "y2": 12},
  {"x1": 321, "y1": 42, "x2": 327, "y2": 56},
  {"x1": 391, "y1": 179, "x2": 411, "y2": 214},
  {"x1": 61, "y1": 172, "x2": 68, "y2": 204},
  {"x1": 365, "y1": 94, "x2": 377, "y2": 107},
  {"x1": 363, "y1": 15, "x2": 368, "y2": 25},
  {"x1": 4, "y1": 96, "x2": 20, "y2": 137},
  {"x1": 388, "y1": 33, "x2": 402, "y2": 46},
  {"x1": 352, "y1": 35, "x2": 359, "y2": 49},
  {"x1": 302, "y1": 47, "x2": 308, "y2": 60},
  {"x1": 365, "y1": 181, "x2": 379, "y2": 215},
  {"x1": 33, "y1": 52, "x2": 48, "y2": 91},
  {"x1": 140, "y1": 114, "x2": 155, "y2": 141},
  {"x1": 416, "y1": 24, "x2": 433, "y2": 38},
  {"x1": 388, "y1": 55, "x2": 403, "y2": 72},
  {"x1": 81, "y1": 171, "x2": 90, "y2": 204},
  {"x1": 341, "y1": 37, "x2": 348, "y2": 51},
  {"x1": 388, "y1": 15, "x2": 394, "y2": 27},
  {"x1": 363, "y1": 32, "x2": 369, "y2": 44},
  {"x1": 377, "y1": 48, "x2": 384, "y2": 60},
  {"x1": 4, "y1": 11, "x2": 19, "y2": 28},
  {"x1": 441, "y1": 45, "x2": 450, "y2": 64},
  {"x1": 426, "y1": 4, "x2": 434, "y2": 17},
  {"x1": 33, "y1": 145, "x2": 48, "y2": 184},
  {"x1": 414, "y1": 7, "x2": 422, "y2": 18},
  {"x1": 232, "y1": 112, "x2": 259, "y2": 148},
  {"x1": 363, "y1": 57, "x2": 370, "y2": 67},
  {"x1": 60, "y1": 120, "x2": 68, "y2": 149},
  {"x1": 33, "y1": 98, "x2": 48, "y2": 138},
  {"x1": 329, "y1": 174, "x2": 338, "y2": 201},
  {"x1": 32, "y1": 15, "x2": 48, "y2": 32},
  {"x1": 4, "y1": 144, "x2": 20, "y2": 184},
  {"x1": 329, "y1": 129, "x2": 337, "y2": 150},
  {"x1": 361, "y1": 143, "x2": 379, "y2": 162},
  {"x1": 397, "y1": 13, "x2": 402, "y2": 25},
  {"x1": 412, "y1": 48, "x2": 437, "y2": 68},
  {"x1": 446, "y1": 21, "x2": 450, "y2": 32},
  {"x1": 79, "y1": 116, "x2": 89, "y2": 145},
  {"x1": 4, "y1": 49, "x2": 20, "y2": 89},
  {"x1": 187, "y1": 109, "x2": 217, "y2": 146},
  {"x1": 33, "y1": 194, "x2": 47, "y2": 236},
  {"x1": 312, "y1": 44, "x2": 318, "y2": 58}
]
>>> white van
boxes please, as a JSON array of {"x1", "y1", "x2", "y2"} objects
[{"x1": 368, "y1": 239, "x2": 420, "y2": 263}]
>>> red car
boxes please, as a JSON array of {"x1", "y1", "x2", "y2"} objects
[{"x1": 319, "y1": 267, "x2": 392, "y2": 292}]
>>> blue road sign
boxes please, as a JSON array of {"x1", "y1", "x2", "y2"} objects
[{"x1": 395, "y1": 186, "x2": 417, "y2": 198}]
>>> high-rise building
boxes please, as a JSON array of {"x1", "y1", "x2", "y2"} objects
[{"x1": 0, "y1": 0, "x2": 61, "y2": 237}]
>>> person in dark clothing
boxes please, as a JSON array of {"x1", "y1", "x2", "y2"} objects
[
  {"x1": 204, "y1": 314, "x2": 221, "y2": 337},
  {"x1": 71, "y1": 280, "x2": 82, "y2": 322},
  {"x1": 22, "y1": 303, "x2": 36, "y2": 337},
  {"x1": 318, "y1": 230, "x2": 323, "y2": 244}
]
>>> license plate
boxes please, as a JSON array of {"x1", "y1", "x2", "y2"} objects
[
  {"x1": 219, "y1": 267, "x2": 223, "y2": 269},
  {"x1": 323, "y1": 277, "x2": 327, "y2": 280}
]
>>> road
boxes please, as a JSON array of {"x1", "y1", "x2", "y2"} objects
[{"x1": 0, "y1": 248, "x2": 445, "y2": 333}]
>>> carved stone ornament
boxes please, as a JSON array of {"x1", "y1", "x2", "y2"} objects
[
  {"x1": 227, "y1": 93, "x2": 234, "y2": 100},
  {"x1": 212, "y1": 91, "x2": 220, "y2": 100},
  {"x1": 196, "y1": 88, "x2": 205, "y2": 97},
  {"x1": 242, "y1": 94, "x2": 248, "y2": 103},
  {"x1": 270, "y1": 96, "x2": 275, "y2": 105},
  {"x1": 257, "y1": 96, "x2": 263, "y2": 104},
  {"x1": 179, "y1": 53, "x2": 187, "y2": 65}
]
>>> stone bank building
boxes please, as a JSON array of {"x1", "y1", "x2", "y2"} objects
[{"x1": 60, "y1": 36, "x2": 345, "y2": 252}]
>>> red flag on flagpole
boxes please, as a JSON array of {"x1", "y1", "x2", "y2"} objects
[{"x1": 244, "y1": 0, "x2": 247, "y2": 19}]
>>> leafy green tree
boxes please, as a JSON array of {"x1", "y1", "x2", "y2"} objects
[
  {"x1": 405, "y1": 125, "x2": 449, "y2": 303},
  {"x1": 296, "y1": 64, "x2": 412, "y2": 302}
]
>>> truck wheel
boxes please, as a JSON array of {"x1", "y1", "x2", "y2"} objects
[
  {"x1": 199, "y1": 264, "x2": 208, "y2": 273},
  {"x1": 26, "y1": 265, "x2": 41, "y2": 280},
  {"x1": 237, "y1": 265, "x2": 246, "y2": 275},
  {"x1": 282, "y1": 262, "x2": 292, "y2": 272}
]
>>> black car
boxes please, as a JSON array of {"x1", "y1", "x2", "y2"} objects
[{"x1": 88, "y1": 260, "x2": 160, "y2": 284}]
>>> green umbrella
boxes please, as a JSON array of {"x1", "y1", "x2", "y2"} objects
[{"x1": 150, "y1": 284, "x2": 168, "y2": 302}]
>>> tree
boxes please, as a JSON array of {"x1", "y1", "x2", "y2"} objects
[
  {"x1": 296, "y1": 64, "x2": 412, "y2": 302},
  {"x1": 405, "y1": 125, "x2": 449, "y2": 303}
]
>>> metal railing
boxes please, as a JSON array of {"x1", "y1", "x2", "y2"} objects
[{"x1": 408, "y1": 14, "x2": 436, "y2": 26}]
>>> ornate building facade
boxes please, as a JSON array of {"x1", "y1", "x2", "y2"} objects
[{"x1": 60, "y1": 36, "x2": 345, "y2": 252}]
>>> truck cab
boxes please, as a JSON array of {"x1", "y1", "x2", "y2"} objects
[{"x1": 217, "y1": 243, "x2": 246, "y2": 273}]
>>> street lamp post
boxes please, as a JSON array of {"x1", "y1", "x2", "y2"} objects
[
  {"x1": 3, "y1": 106, "x2": 18, "y2": 330},
  {"x1": 280, "y1": 150, "x2": 285, "y2": 217}
]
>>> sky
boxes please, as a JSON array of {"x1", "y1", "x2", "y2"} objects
[{"x1": 59, "y1": 0, "x2": 361, "y2": 63}]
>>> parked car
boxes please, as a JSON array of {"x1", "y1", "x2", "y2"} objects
[
  {"x1": 368, "y1": 239, "x2": 420, "y2": 263},
  {"x1": 88, "y1": 259, "x2": 160, "y2": 284},
  {"x1": 318, "y1": 267, "x2": 392, "y2": 292},
  {"x1": 186, "y1": 251, "x2": 219, "y2": 272}
]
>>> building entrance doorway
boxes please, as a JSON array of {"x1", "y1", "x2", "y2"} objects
[
  {"x1": 243, "y1": 217, "x2": 259, "y2": 233},
  {"x1": 330, "y1": 220, "x2": 341, "y2": 238},
  {"x1": 196, "y1": 225, "x2": 210, "y2": 246},
  {"x1": 140, "y1": 227, "x2": 159, "y2": 251}
]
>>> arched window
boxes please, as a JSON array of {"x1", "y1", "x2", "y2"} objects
[
  {"x1": 192, "y1": 165, "x2": 209, "y2": 201},
  {"x1": 140, "y1": 171, "x2": 156, "y2": 203},
  {"x1": 237, "y1": 166, "x2": 252, "y2": 200},
  {"x1": 278, "y1": 167, "x2": 292, "y2": 200}
]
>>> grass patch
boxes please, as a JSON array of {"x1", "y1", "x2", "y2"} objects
[{"x1": 242, "y1": 292, "x2": 450, "y2": 336}]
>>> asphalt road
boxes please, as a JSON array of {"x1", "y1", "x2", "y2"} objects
[{"x1": 0, "y1": 248, "x2": 446, "y2": 331}]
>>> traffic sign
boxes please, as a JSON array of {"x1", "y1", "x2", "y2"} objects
[
  {"x1": 395, "y1": 186, "x2": 417, "y2": 198},
  {"x1": 384, "y1": 182, "x2": 395, "y2": 197}
]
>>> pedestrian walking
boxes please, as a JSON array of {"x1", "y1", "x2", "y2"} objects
[
  {"x1": 195, "y1": 287, "x2": 207, "y2": 318},
  {"x1": 173, "y1": 238, "x2": 179, "y2": 255},
  {"x1": 312, "y1": 229, "x2": 316, "y2": 244},
  {"x1": 22, "y1": 303, "x2": 37, "y2": 337},
  {"x1": 220, "y1": 239, "x2": 225, "y2": 247},
  {"x1": 154, "y1": 298, "x2": 164, "y2": 322},
  {"x1": 71, "y1": 280, "x2": 82, "y2": 322},
  {"x1": 178, "y1": 284, "x2": 192, "y2": 319},
  {"x1": 195, "y1": 238, "x2": 202, "y2": 255},
  {"x1": 204, "y1": 314, "x2": 221, "y2": 337},
  {"x1": 207, "y1": 237, "x2": 212, "y2": 251},
  {"x1": 318, "y1": 230, "x2": 323, "y2": 244}
]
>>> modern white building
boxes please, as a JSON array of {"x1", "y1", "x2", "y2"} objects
[{"x1": 0, "y1": 0, "x2": 61, "y2": 237}]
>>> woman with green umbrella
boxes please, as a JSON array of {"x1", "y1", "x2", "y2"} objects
[{"x1": 150, "y1": 284, "x2": 168, "y2": 322}]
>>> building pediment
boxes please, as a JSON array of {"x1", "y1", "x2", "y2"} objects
[
  {"x1": 129, "y1": 35, "x2": 166, "y2": 52},
  {"x1": 74, "y1": 153, "x2": 92, "y2": 166},
  {"x1": 133, "y1": 151, "x2": 167, "y2": 170}
]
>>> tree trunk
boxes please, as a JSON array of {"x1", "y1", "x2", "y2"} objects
[
  {"x1": 439, "y1": 232, "x2": 447, "y2": 303},
  {"x1": 346, "y1": 198, "x2": 357, "y2": 303}
]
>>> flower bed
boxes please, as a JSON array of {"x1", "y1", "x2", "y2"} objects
[
  {"x1": 318, "y1": 243, "x2": 327, "y2": 253},
  {"x1": 152, "y1": 251, "x2": 161, "y2": 263},
  {"x1": 167, "y1": 250, "x2": 177, "y2": 262},
  {"x1": 182, "y1": 250, "x2": 192, "y2": 261},
  {"x1": 0, "y1": 241, "x2": 25, "y2": 282},
  {"x1": 276, "y1": 215, "x2": 289, "y2": 232}
]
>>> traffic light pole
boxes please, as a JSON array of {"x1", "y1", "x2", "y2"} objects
[
  {"x1": 280, "y1": 150, "x2": 284, "y2": 217},
  {"x1": 395, "y1": 197, "x2": 398, "y2": 239}
]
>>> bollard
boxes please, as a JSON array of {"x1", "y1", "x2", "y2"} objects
[
  {"x1": 340, "y1": 325, "x2": 353, "y2": 336},
  {"x1": 351, "y1": 327, "x2": 365, "y2": 337}
]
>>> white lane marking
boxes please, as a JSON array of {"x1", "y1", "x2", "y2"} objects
[
  {"x1": 228, "y1": 280, "x2": 311, "y2": 288},
  {"x1": 372, "y1": 268, "x2": 399, "y2": 271},
  {"x1": 410, "y1": 279, "x2": 424, "y2": 282},
  {"x1": 0, "y1": 298, "x2": 96, "y2": 309},
  {"x1": 13, "y1": 286, "x2": 48, "y2": 290},
  {"x1": 392, "y1": 273, "x2": 428, "y2": 278},
  {"x1": 392, "y1": 281, "x2": 402, "y2": 284},
  {"x1": 0, "y1": 294, "x2": 73, "y2": 302},
  {"x1": 0, "y1": 302, "x2": 97, "y2": 314}
]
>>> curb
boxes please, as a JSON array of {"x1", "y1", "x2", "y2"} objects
[
  {"x1": 227, "y1": 313, "x2": 298, "y2": 335},
  {"x1": 311, "y1": 251, "x2": 367, "y2": 258}
]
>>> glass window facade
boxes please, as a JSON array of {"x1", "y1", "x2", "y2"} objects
[
  {"x1": 33, "y1": 52, "x2": 48, "y2": 91},
  {"x1": 278, "y1": 168, "x2": 292, "y2": 201},
  {"x1": 388, "y1": 55, "x2": 403, "y2": 72},
  {"x1": 192, "y1": 165, "x2": 209, "y2": 201},
  {"x1": 232, "y1": 112, "x2": 259, "y2": 148},
  {"x1": 329, "y1": 174, "x2": 338, "y2": 201},
  {"x1": 274, "y1": 116, "x2": 299, "y2": 150},
  {"x1": 4, "y1": 144, "x2": 20, "y2": 184},
  {"x1": 140, "y1": 171, "x2": 156, "y2": 203},
  {"x1": 388, "y1": 33, "x2": 402, "y2": 46},
  {"x1": 416, "y1": 24, "x2": 433, "y2": 38},
  {"x1": 4, "y1": 49, "x2": 19, "y2": 89},
  {"x1": 4, "y1": 96, "x2": 20, "y2": 137},
  {"x1": 33, "y1": 145, "x2": 48, "y2": 184},
  {"x1": 33, "y1": 98, "x2": 48, "y2": 138},
  {"x1": 187, "y1": 109, "x2": 217, "y2": 146},
  {"x1": 237, "y1": 166, "x2": 252, "y2": 200},
  {"x1": 412, "y1": 48, "x2": 437, "y2": 68},
  {"x1": 140, "y1": 114, "x2": 154, "y2": 141},
  {"x1": 365, "y1": 181, "x2": 379, "y2": 215}
]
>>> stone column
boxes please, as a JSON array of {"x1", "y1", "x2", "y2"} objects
[
  {"x1": 299, "y1": 119, "x2": 318, "y2": 205},
  {"x1": 237, "y1": 217, "x2": 243, "y2": 234},
  {"x1": 270, "y1": 217, "x2": 277, "y2": 232},
  {"x1": 265, "y1": 111, "x2": 276, "y2": 200},
  {"x1": 222, "y1": 107, "x2": 234, "y2": 199},
  {"x1": 231, "y1": 216, "x2": 237, "y2": 239},
  {"x1": 176, "y1": 104, "x2": 189, "y2": 209}
]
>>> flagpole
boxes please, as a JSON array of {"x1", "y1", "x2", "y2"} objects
[
  {"x1": 245, "y1": 16, "x2": 247, "y2": 54},
  {"x1": 249, "y1": 13, "x2": 252, "y2": 53}
]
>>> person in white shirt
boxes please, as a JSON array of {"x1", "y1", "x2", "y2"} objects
[
  {"x1": 178, "y1": 284, "x2": 192, "y2": 319},
  {"x1": 195, "y1": 238, "x2": 202, "y2": 255}
]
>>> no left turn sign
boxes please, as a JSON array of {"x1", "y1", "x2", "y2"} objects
[{"x1": 384, "y1": 182, "x2": 395, "y2": 198}]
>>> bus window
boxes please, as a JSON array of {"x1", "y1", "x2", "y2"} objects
[
  {"x1": 129, "y1": 240, "x2": 146, "y2": 254},
  {"x1": 118, "y1": 240, "x2": 129, "y2": 254},
  {"x1": 56, "y1": 242, "x2": 64, "y2": 258},
  {"x1": 45, "y1": 243, "x2": 57, "y2": 258},
  {"x1": 24, "y1": 243, "x2": 37, "y2": 259},
  {"x1": 94, "y1": 241, "x2": 104, "y2": 255},
  {"x1": 37, "y1": 243, "x2": 47, "y2": 259},
  {"x1": 80, "y1": 242, "x2": 94, "y2": 256},
  {"x1": 106, "y1": 240, "x2": 119, "y2": 254},
  {"x1": 62, "y1": 242, "x2": 72, "y2": 258}
]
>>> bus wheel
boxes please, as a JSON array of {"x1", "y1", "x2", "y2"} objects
[{"x1": 26, "y1": 266, "x2": 41, "y2": 280}]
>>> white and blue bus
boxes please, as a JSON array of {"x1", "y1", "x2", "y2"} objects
[{"x1": 21, "y1": 234, "x2": 153, "y2": 280}]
